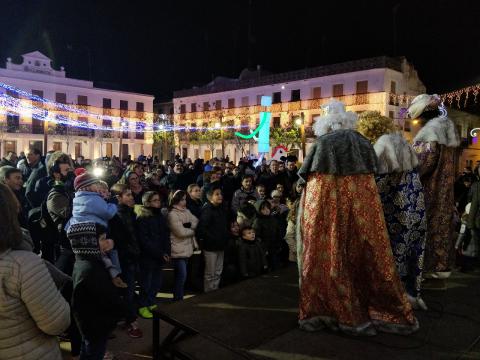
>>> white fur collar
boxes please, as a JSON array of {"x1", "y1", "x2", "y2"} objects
[
  {"x1": 413, "y1": 116, "x2": 460, "y2": 147},
  {"x1": 374, "y1": 133, "x2": 418, "y2": 174}
]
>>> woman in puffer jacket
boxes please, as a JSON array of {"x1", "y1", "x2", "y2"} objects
[
  {"x1": 167, "y1": 190, "x2": 199, "y2": 300},
  {"x1": 0, "y1": 183, "x2": 70, "y2": 360}
]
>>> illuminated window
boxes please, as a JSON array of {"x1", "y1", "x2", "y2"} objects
[{"x1": 333, "y1": 84, "x2": 344, "y2": 97}]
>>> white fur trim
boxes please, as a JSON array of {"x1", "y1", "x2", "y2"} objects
[
  {"x1": 313, "y1": 100, "x2": 358, "y2": 137},
  {"x1": 413, "y1": 116, "x2": 460, "y2": 147},
  {"x1": 374, "y1": 133, "x2": 418, "y2": 174}
]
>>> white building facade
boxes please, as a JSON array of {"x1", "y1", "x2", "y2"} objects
[
  {"x1": 0, "y1": 51, "x2": 154, "y2": 159},
  {"x1": 172, "y1": 56, "x2": 426, "y2": 162}
]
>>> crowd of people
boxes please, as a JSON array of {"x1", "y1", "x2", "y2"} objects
[
  {"x1": 0, "y1": 142, "x2": 302, "y2": 359},
  {"x1": 1, "y1": 93, "x2": 478, "y2": 359}
]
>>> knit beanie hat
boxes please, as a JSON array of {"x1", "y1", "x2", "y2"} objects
[
  {"x1": 74, "y1": 167, "x2": 87, "y2": 177},
  {"x1": 66, "y1": 222, "x2": 102, "y2": 260},
  {"x1": 74, "y1": 172, "x2": 99, "y2": 191}
]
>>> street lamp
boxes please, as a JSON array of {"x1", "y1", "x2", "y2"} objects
[
  {"x1": 118, "y1": 119, "x2": 128, "y2": 161},
  {"x1": 295, "y1": 113, "x2": 306, "y2": 160},
  {"x1": 215, "y1": 121, "x2": 225, "y2": 159}
]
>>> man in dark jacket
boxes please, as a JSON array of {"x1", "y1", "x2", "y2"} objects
[
  {"x1": 197, "y1": 185, "x2": 228, "y2": 292},
  {"x1": 67, "y1": 222, "x2": 125, "y2": 359},
  {"x1": 258, "y1": 160, "x2": 288, "y2": 196},
  {"x1": 163, "y1": 161, "x2": 190, "y2": 191}
]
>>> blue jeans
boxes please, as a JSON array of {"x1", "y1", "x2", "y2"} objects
[
  {"x1": 120, "y1": 263, "x2": 138, "y2": 324},
  {"x1": 172, "y1": 258, "x2": 188, "y2": 300},
  {"x1": 79, "y1": 337, "x2": 107, "y2": 360},
  {"x1": 139, "y1": 262, "x2": 163, "y2": 307}
]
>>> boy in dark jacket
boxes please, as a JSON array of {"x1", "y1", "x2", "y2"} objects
[
  {"x1": 197, "y1": 185, "x2": 228, "y2": 292},
  {"x1": 67, "y1": 222, "x2": 125, "y2": 359},
  {"x1": 135, "y1": 191, "x2": 170, "y2": 319},
  {"x1": 238, "y1": 226, "x2": 268, "y2": 278},
  {"x1": 109, "y1": 184, "x2": 143, "y2": 338},
  {"x1": 253, "y1": 200, "x2": 283, "y2": 270},
  {"x1": 221, "y1": 221, "x2": 241, "y2": 286}
]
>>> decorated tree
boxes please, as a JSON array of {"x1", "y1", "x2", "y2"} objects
[{"x1": 270, "y1": 118, "x2": 301, "y2": 150}]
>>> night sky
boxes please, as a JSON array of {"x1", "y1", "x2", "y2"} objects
[{"x1": 1, "y1": 0, "x2": 479, "y2": 101}]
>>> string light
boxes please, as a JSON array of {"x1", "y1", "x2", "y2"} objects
[{"x1": 0, "y1": 93, "x2": 248, "y2": 133}]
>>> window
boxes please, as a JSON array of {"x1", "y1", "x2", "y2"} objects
[
  {"x1": 31, "y1": 116, "x2": 44, "y2": 134},
  {"x1": 272, "y1": 92, "x2": 281, "y2": 104},
  {"x1": 332, "y1": 84, "x2": 344, "y2": 97},
  {"x1": 32, "y1": 90, "x2": 44, "y2": 108},
  {"x1": 272, "y1": 116, "x2": 281, "y2": 128},
  {"x1": 6, "y1": 89, "x2": 17, "y2": 98},
  {"x1": 120, "y1": 100, "x2": 128, "y2": 110},
  {"x1": 106, "y1": 143, "x2": 113, "y2": 158},
  {"x1": 256, "y1": 95, "x2": 263, "y2": 105},
  {"x1": 389, "y1": 111, "x2": 394, "y2": 119},
  {"x1": 78, "y1": 116, "x2": 92, "y2": 137},
  {"x1": 180, "y1": 104, "x2": 186, "y2": 114},
  {"x1": 77, "y1": 95, "x2": 88, "y2": 106},
  {"x1": 291, "y1": 89, "x2": 301, "y2": 102},
  {"x1": 102, "y1": 119, "x2": 112, "y2": 128},
  {"x1": 312, "y1": 87, "x2": 322, "y2": 99},
  {"x1": 191, "y1": 103, "x2": 197, "y2": 112},
  {"x1": 228, "y1": 98, "x2": 235, "y2": 108},
  {"x1": 390, "y1": 81, "x2": 397, "y2": 94},
  {"x1": 4, "y1": 140, "x2": 16, "y2": 154},
  {"x1": 203, "y1": 102, "x2": 210, "y2": 111},
  {"x1": 215, "y1": 100, "x2": 222, "y2": 110},
  {"x1": 6, "y1": 113, "x2": 19, "y2": 132},
  {"x1": 53, "y1": 142, "x2": 62, "y2": 151},
  {"x1": 356, "y1": 81, "x2": 368, "y2": 94},
  {"x1": 29, "y1": 141, "x2": 43, "y2": 154},
  {"x1": 55, "y1": 115, "x2": 67, "y2": 134},
  {"x1": 103, "y1": 98, "x2": 112, "y2": 108},
  {"x1": 75, "y1": 143, "x2": 82, "y2": 159},
  {"x1": 136, "y1": 102, "x2": 144, "y2": 112},
  {"x1": 241, "y1": 96, "x2": 249, "y2": 107},
  {"x1": 55, "y1": 92, "x2": 67, "y2": 104},
  {"x1": 136, "y1": 122, "x2": 145, "y2": 140}
]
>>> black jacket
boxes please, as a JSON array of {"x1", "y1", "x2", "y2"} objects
[
  {"x1": 253, "y1": 201, "x2": 283, "y2": 253},
  {"x1": 186, "y1": 196, "x2": 203, "y2": 219},
  {"x1": 197, "y1": 202, "x2": 228, "y2": 251},
  {"x1": 108, "y1": 205, "x2": 141, "y2": 264},
  {"x1": 72, "y1": 259, "x2": 125, "y2": 339},
  {"x1": 135, "y1": 206, "x2": 171, "y2": 266},
  {"x1": 238, "y1": 239, "x2": 267, "y2": 278}
]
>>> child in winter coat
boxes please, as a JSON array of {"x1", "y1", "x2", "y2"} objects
[
  {"x1": 231, "y1": 175, "x2": 259, "y2": 213},
  {"x1": 197, "y1": 185, "x2": 229, "y2": 292},
  {"x1": 238, "y1": 226, "x2": 268, "y2": 279},
  {"x1": 253, "y1": 200, "x2": 283, "y2": 270},
  {"x1": 168, "y1": 190, "x2": 199, "y2": 300},
  {"x1": 221, "y1": 221, "x2": 241, "y2": 285},
  {"x1": 66, "y1": 173, "x2": 126, "y2": 288},
  {"x1": 135, "y1": 191, "x2": 170, "y2": 319},
  {"x1": 67, "y1": 222, "x2": 125, "y2": 360}
]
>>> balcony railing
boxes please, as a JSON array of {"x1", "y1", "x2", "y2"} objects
[{"x1": 174, "y1": 92, "x2": 396, "y2": 123}]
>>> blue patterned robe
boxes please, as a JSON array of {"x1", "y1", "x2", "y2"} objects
[{"x1": 376, "y1": 169, "x2": 427, "y2": 296}]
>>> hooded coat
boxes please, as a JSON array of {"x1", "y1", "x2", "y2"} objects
[{"x1": 135, "y1": 205, "x2": 171, "y2": 265}]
